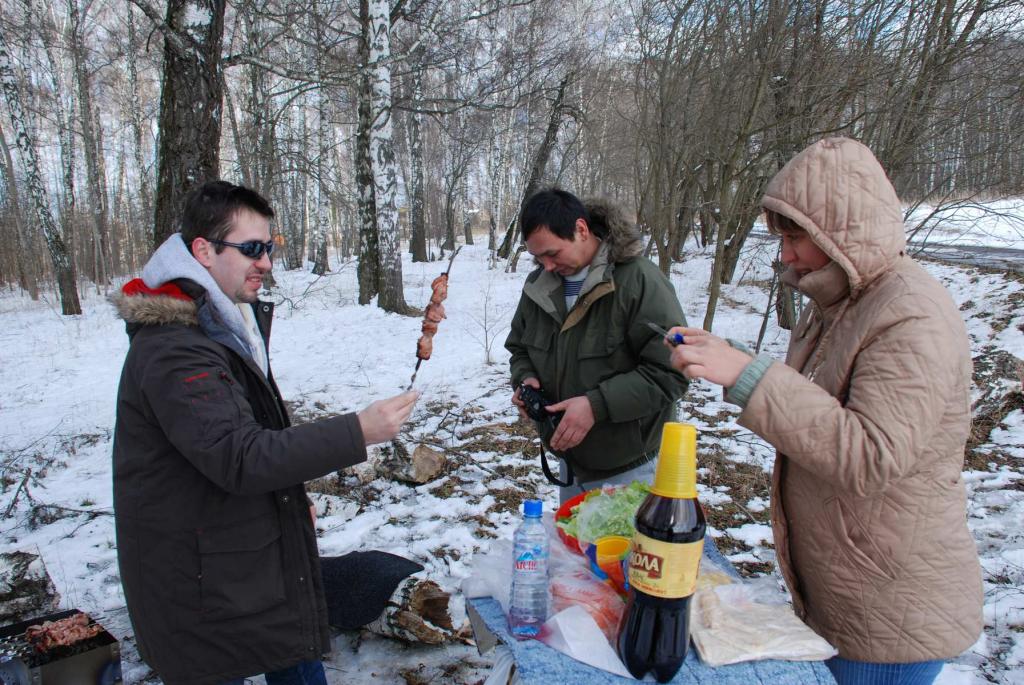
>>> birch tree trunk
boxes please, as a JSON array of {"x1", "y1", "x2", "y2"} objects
[
  {"x1": 486, "y1": 137, "x2": 499, "y2": 256},
  {"x1": 0, "y1": 32, "x2": 81, "y2": 314},
  {"x1": 501, "y1": 74, "x2": 572, "y2": 268},
  {"x1": 702, "y1": 210, "x2": 727, "y2": 332},
  {"x1": 367, "y1": 0, "x2": 410, "y2": 314},
  {"x1": 408, "y1": 58, "x2": 427, "y2": 263},
  {"x1": 69, "y1": 0, "x2": 111, "y2": 284},
  {"x1": 224, "y1": 83, "x2": 251, "y2": 187},
  {"x1": 0, "y1": 119, "x2": 37, "y2": 299},
  {"x1": 134, "y1": 0, "x2": 226, "y2": 247},
  {"x1": 486, "y1": 107, "x2": 514, "y2": 267},
  {"x1": 312, "y1": 84, "x2": 331, "y2": 275},
  {"x1": 356, "y1": 0, "x2": 379, "y2": 305},
  {"x1": 125, "y1": 4, "x2": 152, "y2": 251},
  {"x1": 443, "y1": 165, "x2": 457, "y2": 251},
  {"x1": 38, "y1": 0, "x2": 77, "y2": 247},
  {"x1": 298, "y1": 103, "x2": 312, "y2": 267},
  {"x1": 461, "y1": 179, "x2": 473, "y2": 246},
  {"x1": 332, "y1": 143, "x2": 353, "y2": 259}
]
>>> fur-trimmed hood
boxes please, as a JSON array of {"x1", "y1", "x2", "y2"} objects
[
  {"x1": 113, "y1": 234, "x2": 267, "y2": 373},
  {"x1": 111, "y1": 280, "x2": 198, "y2": 328},
  {"x1": 584, "y1": 197, "x2": 643, "y2": 263}
]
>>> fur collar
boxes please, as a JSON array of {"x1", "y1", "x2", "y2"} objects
[
  {"x1": 111, "y1": 279, "x2": 198, "y2": 327},
  {"x1": 584, "y1": 197, "x2": 643, "y2": 263}
]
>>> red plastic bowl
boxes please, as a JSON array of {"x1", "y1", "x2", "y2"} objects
[{"x1": 554, "y1": 491, "x2": 588, "y2": 555}]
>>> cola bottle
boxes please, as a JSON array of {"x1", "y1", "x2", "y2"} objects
[{"x1": 617, "y1": 423, "x2": 706, "y2": 682}]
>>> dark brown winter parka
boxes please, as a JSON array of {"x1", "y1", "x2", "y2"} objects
[{"x1": 112, "y1": 278, "x2": 365, "y2": 685}]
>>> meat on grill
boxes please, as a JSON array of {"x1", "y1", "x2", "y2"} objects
[
  {"x1": 416, "y1": 274, "x2": 448, "y2": 361},
  {"x1": 25, "y1": 613, "x2": 102, "y2": 653}
]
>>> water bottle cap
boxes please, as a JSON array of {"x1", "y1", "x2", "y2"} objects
[{"x1": 523, "y1": 499, "x2": 543, "y2": 517}]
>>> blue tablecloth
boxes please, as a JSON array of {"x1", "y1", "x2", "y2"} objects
[{"x1": 468, "y1": 537, "x2": 835, "y2": 684}]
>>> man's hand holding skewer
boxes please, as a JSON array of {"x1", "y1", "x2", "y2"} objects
[{"x1": 358, "y1": 390, "x2": 420, "y2": 445}]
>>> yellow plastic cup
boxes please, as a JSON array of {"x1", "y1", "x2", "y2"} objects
[
  {"x1": 594, "y1": 535, "x2": 631, "y2": 565},
  {"x1": 650, "y1": 422, "x2": 698, "y2": 498},
  {"x1": 587, "y1": 535, "x2": 631, "y2": 595}
]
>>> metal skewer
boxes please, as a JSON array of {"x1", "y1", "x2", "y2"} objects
[
  {"x1": 407, "y1": 247, "x2": 462, "y2": 390},
  {"x1": 407, "y1": 359, "x2": 423, "y2": 391}
]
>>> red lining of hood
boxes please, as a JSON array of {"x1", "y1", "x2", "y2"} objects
[{"x1": 121, "y1": 278, "x2": 192, "y2": 301}]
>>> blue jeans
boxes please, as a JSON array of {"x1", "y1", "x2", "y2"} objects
[
  {"x1": 825, "y1": 656, "x2": 944, "y2": 685},
  {"x1": 221, "y1": 660, "x2": 327, "y2": 685}
]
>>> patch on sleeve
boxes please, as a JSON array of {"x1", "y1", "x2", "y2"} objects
[{"x1": 182, "y1": 370, "x2": 230, "y2": 409}]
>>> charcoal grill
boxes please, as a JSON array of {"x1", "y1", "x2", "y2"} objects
[{"x1": 0, "y1": 609, "x2": 121, "y2": 685}]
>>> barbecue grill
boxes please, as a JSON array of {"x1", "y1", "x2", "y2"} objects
[{"x1": 0, "y1": 609, "x2": 121, "y2": 684}]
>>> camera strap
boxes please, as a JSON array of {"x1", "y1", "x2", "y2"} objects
[{"x1": 539, "y1": 441, "x2": 575, "y2": 488}]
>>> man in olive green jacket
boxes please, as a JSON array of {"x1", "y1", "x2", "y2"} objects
[{"x1": 506, "y1": 189, "x2": 688, "y2": 502}]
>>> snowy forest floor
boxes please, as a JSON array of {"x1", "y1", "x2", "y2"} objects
[{"x1": 0, "y1": 229, "x2": 1021, "y2": 684}]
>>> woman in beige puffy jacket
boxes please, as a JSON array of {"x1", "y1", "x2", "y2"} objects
[{"x1": 667, "y1": 138, "x2": 983, "y2": 685}]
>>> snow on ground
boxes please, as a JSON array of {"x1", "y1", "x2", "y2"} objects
[
  {"x1": 906, "y1": 198, "x2": 1024, "y2": 248},
  {"x1": 0, "y1": 210, "x2": 1022, "y2": 684}
]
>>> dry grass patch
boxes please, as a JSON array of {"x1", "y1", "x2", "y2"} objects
[
  {"x1": 485, "y1": 486, "x2": 527, "y2": 515},
  {"x1": 428, "y1": 478, "x2": 458, "y2": 499},
  {"x1": 698, "y1": 442, "x2": 771, "y2": 524}
]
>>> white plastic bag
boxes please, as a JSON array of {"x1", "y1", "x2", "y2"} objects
[
  {"x1": 539, "y1": 605, "x2": 633, "y2": 678},
  {"x1": 691, "y1": 580, "x2": 837, "y2": 667}
]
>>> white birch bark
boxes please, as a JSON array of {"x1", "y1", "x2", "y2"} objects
[
  {"x1": 408, "y1": 57, "x2": 427, "y2": 263},
  {"x1": 312, "y1": 84, "x2": 331, "y2": 275},
  {"x1": 367, "y1": 0, "x2": 408, "y2": 313},
  {"x1": 355, "y1": 43, "x2": 379, "y2": 304},
  {"x1": 68, "y1": 0, "x2": 111, "y2": 284},
  {"x1": 38, "y1": 1, "x2": 77, "y2": 223},
  {"x1": 0, "y1": 31, "x2": 81, "y2": 315},
  {"x1": 0, "y1": 118, "x2": 37, "y2": 298},
  {"x1": 125, "y1": 4, "x2": 153, "y2": 250}
]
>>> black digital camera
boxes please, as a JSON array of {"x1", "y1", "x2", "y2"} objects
[
  {"x1": 518, "y1": 383, "x2": 560, "y2": 424},
  {"x1": 519, "y1": 383, "x2": 574, "y2": 487}
]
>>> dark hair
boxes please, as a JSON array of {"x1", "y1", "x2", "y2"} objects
[
  {"x1": 764, "y1": 209, "x2": 803, "y2": 235},
  {"x1": 520, "y1": 188, "x2": 590, "y2": 241},
  {"x1": 181, "y1": 180, "x2": 275, "y2": 253}
]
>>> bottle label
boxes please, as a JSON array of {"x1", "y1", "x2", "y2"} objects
[
  {"x1": 627, "y1": 532, "x2": 704, "y2": 598},
  {"x1": 514, "y1": 548, "x2": 546, "y2": 573},
  {"x1": 515, "y1": 557, "x2": 541, "y2": 572}
]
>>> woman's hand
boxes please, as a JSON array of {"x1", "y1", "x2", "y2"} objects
[{"x1": 666, "y1": 327, "x2": 753, "y2": 388}]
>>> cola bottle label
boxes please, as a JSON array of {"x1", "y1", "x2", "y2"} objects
[{"x1": 627, "y1": 532, "x2": 704, "y2": 598}]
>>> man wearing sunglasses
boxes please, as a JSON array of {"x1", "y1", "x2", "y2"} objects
[{"x1": 112, "y1": 180, "x2": 418, "y2": 684}]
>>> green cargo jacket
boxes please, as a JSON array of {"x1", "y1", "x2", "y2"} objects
[{"x1": 505, "y1": 200, "x2": 688, "y2": 482}]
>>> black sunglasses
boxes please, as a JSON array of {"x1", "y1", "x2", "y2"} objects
[{"x1": 208, "y1": 238, "x2": 275, "y2": 259}]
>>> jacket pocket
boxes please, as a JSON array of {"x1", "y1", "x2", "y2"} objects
[
  {"x1": 196, "y1": 514, "x2": 287, "y2": 622},
  {"x1": 824, "y1": 496, "x2": 898, "y2": 582},
  {"x1": 524, "y1": 325, "x2": 553, "y2": 353},
  {"x1": 522, "y1": 327, "x2": 555, "y2": 385},
  {"x1": 578, "y1": 335, "x2": 613, "y2": 359},
  {"x1": 577, "y1": 320, "x2": 630, "y2": 382}
]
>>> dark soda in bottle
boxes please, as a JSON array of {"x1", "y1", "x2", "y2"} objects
[{"x1": 617, "y1": 422, "x2": 706, "y2": 682}]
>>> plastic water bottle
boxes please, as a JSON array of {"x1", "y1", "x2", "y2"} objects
[{"x1": 508, "y1": 499, "x2": 550, "y2": 639}]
